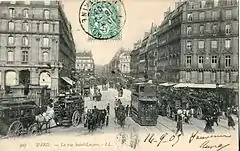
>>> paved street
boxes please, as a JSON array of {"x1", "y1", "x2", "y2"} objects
[
  {"x1": 47, "y1": 87, "x2": 237, "y2": 136},
  {"x1": 0, "y1": 87, "x2": 237, "y2": 139}
]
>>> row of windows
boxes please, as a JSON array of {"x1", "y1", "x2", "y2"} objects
[
  {"x1": 188, "y1": 0, "x2": 237, "y2": 9},
  {"x1": 7, "y1": 0, "x2": 51, "y2": 5},
  {"x1": 185, "y1": 71, "x2": 233, "y2": 83},
  {"x1": 8, "y1": 6, "x2": 51, "y2": 19},
  {"x1": 186, "y1": 39, "x2": 232, "y2": 49},
  {"x1": 76, "y1": 59, "x2": 93, "y2": 63},
  {"x1": 186, "y1": 55, "x2": 231, "y2": 67},
  {"x1": 6, "y1": 50, "x2": 49, "y2": 63},
  {"x1": 187, "y1": 9, "x2": 233, "y2": 22},
  {"x1": 76, "y1": 64, "x2": 93, "y2": 67},
  {"x1": 7, "y1": 21, "x2": 56, "y2": 33},
  {"x1": 7, "y1": 35, "x2": 50, "y2": 47},
  {"x1": 186, "y1": 24, "x2": 232, "y2": 36}
]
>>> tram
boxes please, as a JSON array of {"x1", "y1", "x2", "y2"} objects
[{"x1": 130, "y1": 82, "x2": 158, "y2": 126}]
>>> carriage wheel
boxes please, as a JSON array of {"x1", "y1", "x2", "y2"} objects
[
  {"x1": 7, "y1": 121, "x2": 23, "y2": 137},
  {"x1": 166, "y1": 105, "x2": 171, "y2": 118},
  {"x1": 28, "y1": 123, "x2": 38, "y2": 135},
  {"x1": 196, "y1": 106, "x2": 203, "y2": 119},
  {"x1": 72, "y1": 111, "x2": 81, "y2": 127}
]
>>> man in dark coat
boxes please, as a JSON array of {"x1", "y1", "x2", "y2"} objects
[
  {"x1": 176, "y1": 114, "x2": 184, "y2": 135},
  {"x1": 107, "y1": 103, "x2": 110, "y2": 114}
]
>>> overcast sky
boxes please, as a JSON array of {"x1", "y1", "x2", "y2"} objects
[{"x1": 63, "y1": 0, "x2": 175, "y2": 65}]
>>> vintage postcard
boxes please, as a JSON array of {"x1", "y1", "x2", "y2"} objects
[{"x1": 0, "y1": 0, "x2": 239, "y2": 151}]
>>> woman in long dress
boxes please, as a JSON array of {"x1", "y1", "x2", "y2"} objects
[{"x1": 227, "y1": 114, "x2": 235, "y2": 130}]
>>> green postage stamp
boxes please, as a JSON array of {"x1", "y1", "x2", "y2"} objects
[{"x1": 79, "y1": 0, "x2": 126, "y2": 40}]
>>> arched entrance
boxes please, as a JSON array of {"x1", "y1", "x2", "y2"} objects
[
  {"x1": 5, "y1": 71, "x2": 17, "y2": 86},
  {"x1": 39, "y1": 71, "x2": 51, "y2": 88},
  {"x1": 19, "y1": 70, "x2": 30, "y2": 85}
]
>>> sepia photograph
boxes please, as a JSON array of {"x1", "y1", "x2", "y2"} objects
[{"x1": 0, "y1": 0, "x2": 238, "y2": 151}]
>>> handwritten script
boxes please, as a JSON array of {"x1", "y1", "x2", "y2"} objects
[
  {"x1": 189, "y1": 131, "x2": 231, "y2": 151},
  {"x1": 143, "y1": 131, "x2": 231, "y2": 151}
]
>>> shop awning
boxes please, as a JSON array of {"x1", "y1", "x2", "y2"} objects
[
  {"x1": 61, "y1": 77, "x2": 75, "y2": 86},
  {"x1": 173, "y1": 83, "x2": 224, "y2": 89},
  {"x1": 159, "y1": 82, "x2": 176, "y2": 87}
]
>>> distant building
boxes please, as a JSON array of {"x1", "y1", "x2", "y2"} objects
[
  {"x1": 76, "y1": 51, "x2": 95, "y2": 76},
  {"x1": 118, "y1": 51, "x2": 131, "y2": 75},
  {"x1": 0, "y1": 1, "x2": 76, "y2": 95},
  {"x1": 108, "y1": 48, "x2": 131, "y2": 76}
]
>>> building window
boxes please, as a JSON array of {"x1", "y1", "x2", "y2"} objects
[
  {"x1": 8, "y1": 21, "x2": 14, "y2": 31},
  {"x1": 9, "y1": 8, "x2": 15, "y2": 17},
  {"x1": 198, "y1": 56, "x2": 204, "y2": 64},
  {"x1": 225, "y1": 72, "x2": 231, "y2": 82},
  {"x1": 187, "y1": 26, "x2": 192, "y2": 35},
  {"x1": 211, "y1": 41, "x2": 218, "y2": 49},
  {"x1": 212, "y1": 11, "x2": 218, "y2": 20},
  {"x1": 44, "y1": 0, "x2": 50, "y2": 5},
  {"x1": 200, "y1": 0, "x2": 206, "y2": 8},
  {"x1": 23, "y1": 9, "x2": 29, "y2": 18},
  {"x1": 198, "y1": 56, "x2": 204, "y2": 68},
  {"x1": 212, "y1": 24, "x2": 218, "y2": 34},
  {"x1": 211, "y1": 56, "x2": 217, "y2": 64},
  {"x1": 186, "y1": 71, "x2": 191, "y2": 81},
  {"x1": 22, "y1": 36, "x2": 29, "y2": 46},
  {"x1": 23, "y1": 22, "x2": 29, "y2": 31},
  {"x1": 52, "y1": 23, "x2": 55, "y2": 32},
  {"x1": 226, "y1": 10, "x2": 232, "y2": 19},
  {"x1": 186, "y1": 56, "x2": 192, "y2": 67},
  {"x1": 189, "y1": 2, "x2": 194, "y2": 9},
  {"x1": 22, "y1": 51, "x2": 28, "y2": 62},
  {"x1": 43, "y1": 37, "x2": 49, "y2": 47},
  {"x1": 7, "y1": 51, "x2": 14, "y2": 62},
  {"x1": 198, "y1": 72, "x2": 203, "y2": 82},
  {"x1": 226, "y1": 0, "x2": 232, "y2": 5},
  {"x1": 225, "y1": 39, "x2": 231, "y2": 49},
  {"x1": 225, "y1": 24, "x2": 231, "y2": 34},
  {"x1": 37, "y1": 22, "x2": 40, "y2": 32},
  {"x1": 187, "y1": 13, "x2": 193, "y2": 22},
  {"x1": 43, "y1": 23, "x2": 49, "y2": 32},
  {"x1": 199, "y1": 25, "x2": 204, "y2": 35},
  {"x1": 225, "y1": 55, "x2": 231, "y2": 67},
  {"x1": 211, "y1": 56, "x2": 217, "y2": 68},
  {"x1": 212, "y1": 72, "x2": 217, "y2": 82},
  {"x1": 24, "y1": 1, "x2": 30, "y2": 5},
  {"x1": 186, "y1": 41, "x2": 192, "y2": 49},
  {"x1": 43, "y1": 10, "x2": 50, "y2": 19},
  {"x1": 43, "y1": 52, "x2": 49, "y2": 62},
  {"x1": 214, "y1": 0, "x2": 219, "y2": 7},
  {"x1": 8, "y1": 36, "x2": 14, "y2": 45},
  {"x1": 198, "y1": 40, "x2": 205, "y2": 49},
  {"x1": 10, "y1": 0, "x2": 16, "y2": 4},
  {"x1": 199, "y1": 12, "x2": 205, "y2": 20}
]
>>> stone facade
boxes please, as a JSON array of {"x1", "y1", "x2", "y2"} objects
[
  {"x1": 75, "y1": 51, "x2": 95, "y2": 76},
  {"x1": 0, "y1": 1, "x2": 76, "y2": 95}
]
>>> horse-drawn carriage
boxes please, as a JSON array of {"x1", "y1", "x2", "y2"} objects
[
  {"x1": 0, "y1": 98, "x2": 54, "y2": 137},
  {"x1": 53, "y1": 94, "x2": 84, "y2": 127},
  {"x1": 93, "y1": 87, "x2": 102, "y2": 101}
]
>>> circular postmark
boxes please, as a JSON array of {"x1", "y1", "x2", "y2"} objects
[{"x1": 79, "y1": 0, "x2": 126, "y2": 40}]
